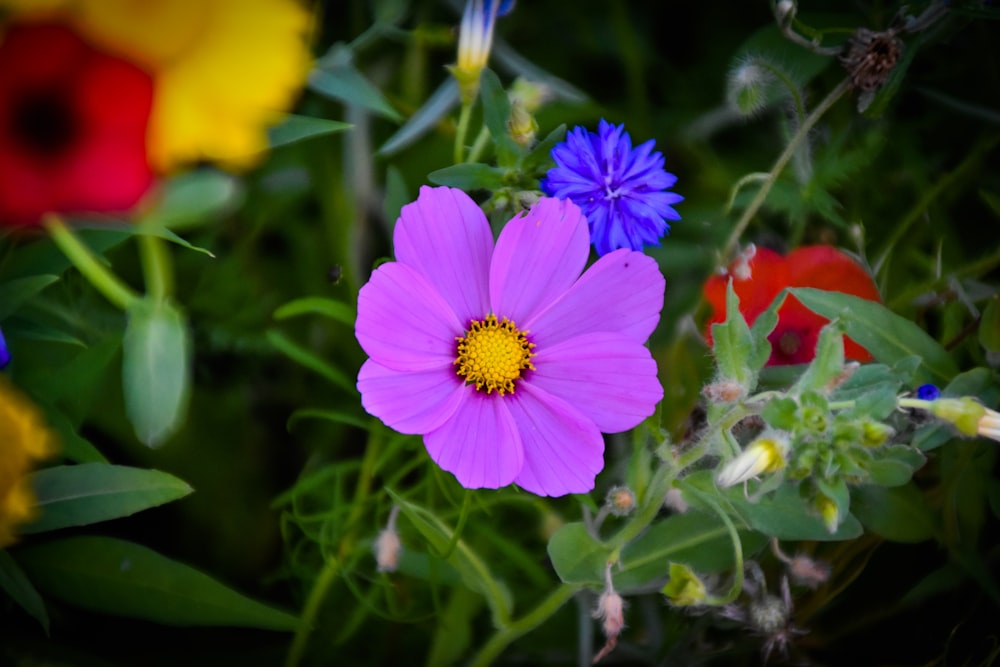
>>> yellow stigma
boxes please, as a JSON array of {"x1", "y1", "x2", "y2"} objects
[{"x1": 455, "y1": 315, "x2": 535, "y2": 395}]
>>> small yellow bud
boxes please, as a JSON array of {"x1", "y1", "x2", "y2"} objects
[{"x1": 928, "y1": 397, "x2": 987, "y2": 437}]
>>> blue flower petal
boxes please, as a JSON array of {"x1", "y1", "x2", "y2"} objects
[{"x1": 541, "y1": 120, "x2": 682, "y2": 255}]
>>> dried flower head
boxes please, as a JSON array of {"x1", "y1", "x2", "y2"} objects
[
  {"x1": 841, "y1": 27, "x2": 903, "y2": 92},
  {"x1": 605, "y1": 486, "x2": 637, "y2": 517}
]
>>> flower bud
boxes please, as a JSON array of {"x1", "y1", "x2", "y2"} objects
[
  {"x1": 928, "y1": 397, "x2": 987, "y2": 438},
  {"x1": 716, "y1": 432, "x2": 789, "y2": 488},
  {"x1": 605, "y1": 486, "x2": 636, "y2": 517},
  {"x1": 815, "y1": 494, "x2": 839, "y2": 534},
  {"x1": 508, "y1": 97, "x2": 537, "y2": 147},
  {"x1": 374, "y1": 506, "x2": 402, "y2": 572},
  {"x1": 726, "y1": 58, "x2": 775, "y2": 117},
  {"x1": 860, "y1": 420, "x2": 893, "y2": 447},
  {"x1": 662, "y1": 562, "x2": 708, "y2": 606}
]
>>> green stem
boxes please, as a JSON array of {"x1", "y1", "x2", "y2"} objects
[
  {"x1": 454, "y1": 102, "x2": 473, "y2": 164},
  {"x1": 138, "y1": 234, "x2": 173, "y2": 301},
  {"x1": 42, "y1": 215, "x2": 139, "y2": 311},
  {"x1": 284, "y1": 555, "x2": 342, "y2": 667},
  {"x1": 720, "y1": 78, "x2": 851, "y2": 265},
  {"x1": 689, "y1": 489, "x2": 744, "y2": 606},
  {"x1": 466, "y1": 126, "x2": 491, "y2": 163},
  {"x1": 469, "y1": 584, "x2": 579, "y2": 667},
  {"x1": 284, "y1": 426, "x2": 382, "y2": 667}
]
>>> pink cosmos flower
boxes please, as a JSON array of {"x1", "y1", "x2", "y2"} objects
[{"x1": 355, "y1": 186, "x2": 664, "y2": 497}]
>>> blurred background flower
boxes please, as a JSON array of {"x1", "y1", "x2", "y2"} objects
[
  {"x1": 0, "y1": 376, "x2": 57, "y2": 548},
  {"x1": 0, "y1": 21, "x2": 153, "y2": 226},
  {"x1": 2, "y1": 0, "x2": 312, "y2": 169},
  {"x1": 703, "y1": 245, "x2": 882, "y2": 365}
]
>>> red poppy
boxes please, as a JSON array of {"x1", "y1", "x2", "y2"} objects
[
  {"x1": 703, "y1": 245, "x2": 882, "y2": 366},
  {"x1": 0, "y1": 22, "x2": 155, "y2": 226}
]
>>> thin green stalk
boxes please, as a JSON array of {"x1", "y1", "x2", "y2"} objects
[
  {"x1": 454, "y1": 101, "x2": 474, "y2": 164},
  {"x1": 285, "y1": 426, "x2": 382, "y2": 667},
  {"x1": 688, "y1": 489, "x2": 744, "y2": 606},
  {"x1": 42, "y1": 215, "x2": 139, "y2": 311},
  {"x1": 138, "y1": 234, "x2": 173, "y2": 301},
  {"x1": 466, "y1": 126, "x2": 491, "y2": 164},
  {"x1": 469, "y1": 583, "x2": 580, "y2": 667},
  {"x1": 720, "y1": 78, "x2": 851, "y2": 265}
]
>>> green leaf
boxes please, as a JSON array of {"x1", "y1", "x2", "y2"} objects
[
  {"x1": 0, "y1": 549, "x2": 49, "y2": 634},
  {"x1": 272, "y1": 296, "x2": 356, "y2": 326},
  {"x1": 866, "y1": 446, "x2": 926, "y2": 487},
  {"x1": 788, "y1": 288, "x2": 959, "y2": 385},
  {"x1": 309, "y1": 49, "x2": 402, "y2": 122},
  {"x1": 0, "y1": 274, "x2": 59, "y2": 320},
  {"x1": 479, "y1": 68, "x2": 523, "y2": 167},
  {"x1": 265, "y1": 329, "x2": 356, "y2": 393},
  {"x1": 519, "y1": 123, "x2": 565, "y2": 175},
  {"x1": 428, "y1": 163, "x2": 507, "y2": 191},
  {"x1": 14, "y1": 536, "x2": 299, "y2": 630},
  {"x1": 546, "y1": 522, "x2": 612, "y2": 585},
  {"x1": 378, "y1": 79, "x2": 460, "y2": 156},
  {"x1": 792, "y1": 320, "x2": 845, "y2": 394},
  {"x1": 683, "y1": 471, "x2": 863, "y2": 541},
  {"x1": 617, "y1": 512, "x2": 766, "y2": 591},
  {"x1": 851, "y1": 483, "x2": 937, "y2": 543},
  {"x1": 139, "y1": 169, "x2": 242, "y2": 231},
  {"x1": 286, "y1": 408, "x2": 371, "y2": 431},
  {"x1": 712, "y1": 280, "x2": 768, "y2": 391},
  {"x1": 22, "y1": 463, "x2": 193, "y2": 534},
  {"x1": 268, "y1": 114, "x2": 352, "y2": 148},
  {"x1": 387, "y1": 489, "x2": 513, "y2": 627},
  {"x1": 122, "y1": 298, "x2": 191, "y2": 447},
  {"x1": 427, "y1": 588, "x2": 482, "y2": 667}
]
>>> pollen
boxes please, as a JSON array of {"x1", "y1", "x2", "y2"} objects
[{"x1": 455, "y1": 314, "x2": 535, "y2": 395}]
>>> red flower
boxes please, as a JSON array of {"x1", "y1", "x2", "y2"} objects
[
  {"x1": 0, "y1": 22, "x2": 154, "y2": 226},
  {"x1": 703, "y1": 245, "x2": 882, "y2": 366}
]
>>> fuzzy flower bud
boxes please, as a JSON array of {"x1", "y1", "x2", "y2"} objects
[
  {"x1": 726, "y1": 57, "x2": 776, "y2": 117},
  {"x1": 374, "y1": 506, "x2": 402, "y2": 572},
  {"x1": 860, "y1": 420, "x2": 894, "y2": 447},
  {"x1": 605, "y1": 486, "x2": 637, "y2": 517},
  {"x1": 662, "y1": 562, "x2": 708, "y2": 606},
  {"x1": 716, "y1": 432, "x2": 789, "y2": 488},
  {"x1": 702, "y1": 378, "x2": 747, "y2": 403},
  {"x1": 592, "y1": 564, "x2": 625, "y2": 663},
  {"x1": 663, "y1": 487, "x2": 689, "y2": 514}
]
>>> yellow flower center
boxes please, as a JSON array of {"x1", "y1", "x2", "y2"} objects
[{"x1": 454, "y1": 315, "x2": 535, "y2": 395}]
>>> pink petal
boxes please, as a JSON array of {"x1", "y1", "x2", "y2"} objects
[
  {"x1": 526, "y1": 249, "x2": 664, "y2": 347},
  {"x1": 528, "y1": 332, "x2": 663, "y2": 433},
  {"x1": 357, "y1": 359, "x2": 465, "y2": 435},
  {"x1": 356, "y1": 262, "x2": 462, "y2": 372},
  {"x1": 489, "y1": 198, "x2": 590, "y2": 324},
  {"x1": 424, "y1": 391, "x2": 523, "y2": 490},
  {"x1": 508, "y1": 384, "x2": 605, "y2": 497},
  {"x1": 393, "y1": 186, "x2": 493, "y2": 325}
]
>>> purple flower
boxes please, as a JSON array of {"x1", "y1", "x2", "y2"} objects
[
  {"x1": 541, "y1": 119, "x2": 683, "y2": 256},
  {"x1": 355, "y1": 186, "x2": 664, "y2": 497},
  {"x1": 0, "y1": 327, "x2": 9, "y2": 369}
]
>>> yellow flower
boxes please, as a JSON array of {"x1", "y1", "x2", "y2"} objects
[
  {"x1": 0, "y1": 377, "x2": 57, "y2": 548},
  {"x1": 1, "y1": 0, "x2": 313, "y2": 170}
]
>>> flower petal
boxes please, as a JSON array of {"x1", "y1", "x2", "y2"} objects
[
  {"x1": 356, "y1": 262, "x2": 463, "y2": 372},
  {"x1": 529, "y1": 332, "x2": 662, "y2": 432},
  {"x1": 424, "y1": 392, "x2": 523, "y2": 490},
  {"x1": 393, "y1": 186, "x2": 493, "y2": 325},
  {"x1": 358, "y1": 359, "x2": 465, "y2": 435},
  {"x1": 508, "y1": 384, "x2": 605, "y2": 497},
  {"x1": 526, "y1": 249, "x2": 664, "y2": 347},
  {"x1": 489, "y1": 197, "x2": 590, "y2": 323}
]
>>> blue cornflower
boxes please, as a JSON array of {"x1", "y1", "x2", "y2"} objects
[
  {"x1": 0, "y1": 327, "x2": 9, "y2": 369},
  {"x1": 541, "y1": 119, "x2": 683, "y2": 256},
  {"x1": 917, "y1": 384, "x2": 941, "y2": 401}
]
